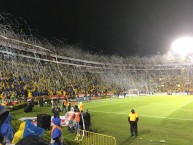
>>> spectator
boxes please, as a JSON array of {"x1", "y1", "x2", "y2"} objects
[
  {"x1": 61, "y1": 99, "x2": 67, "y2": 113},
  {"x1": 67, "y1": 107, "x2": 75, "y2": 133},
  {"x1": 83, "y1": 109, "x2": 91, "y2": 131},
  {"x1": 74, "y1": 109, "x2": 81, "y2": 133},
  {"x1": 39, "y1": 97, "x2": 44, "y2": 107},
  {"x1": 74, "y1": 105, "x2": 79, "y2": 112},
  {"x1": 29, "y1": 97, "x2": 35, "y2": 107},
  {"x1": 51, "y1": 117, "x2": 62, "y2": 145},
  {"x1": 0, "y1": 105, "x2": 14, "y2": 144},
  {"x1": 52, "y1": 106, "x2": 61, "y2": 118},
  {"x1": 67, "y1": 103, "x2": 72, "y2": 112}
]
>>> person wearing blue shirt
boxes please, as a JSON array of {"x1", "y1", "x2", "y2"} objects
[
  {"x1": 0, "y1": 105, "x2": 14, "y2": 145},
  {"x1": 51, "y1": 117, "x2": 62, "y2": 145}
]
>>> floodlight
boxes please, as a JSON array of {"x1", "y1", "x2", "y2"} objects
[{"x1": 171, "y1": 37, "x2": 193, "y2": 56}]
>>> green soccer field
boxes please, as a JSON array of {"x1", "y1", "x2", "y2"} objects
[
  {"x1": 84, "y1": 95, "x2": 193, "y2": 145},
  {"x1": 11, "y1": 95, "x2": 193, "y2": 145}
]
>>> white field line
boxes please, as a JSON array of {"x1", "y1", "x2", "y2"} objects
[
  {"x1": 89, "y1": 97, "x2": 193, "y2": 121},
  {"x1": 89, "y1": 110, "x2": 193, "y2": 121},
  {"x1": 179, "y1": 98, "x2": 193, "y2": 108}
]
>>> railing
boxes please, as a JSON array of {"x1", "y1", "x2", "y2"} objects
[{"x1": 75, "y1": 129, "x2": 116, "y2": 145}]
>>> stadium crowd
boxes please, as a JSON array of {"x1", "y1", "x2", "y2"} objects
[
  {"x1": 0, "y1": 56, "x2": 193, "y2": 104},
  {"x1": 0, "y1": 23, "x2": 193, "y2": 145}
]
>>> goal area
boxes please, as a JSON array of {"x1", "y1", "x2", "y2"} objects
[{"x1": 128, "y1": 89, "x2": 139, "y2": 96}]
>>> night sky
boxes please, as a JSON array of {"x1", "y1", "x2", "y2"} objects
[{"x1": 1, "y1": 0, "x2": 193, "y2": 57}]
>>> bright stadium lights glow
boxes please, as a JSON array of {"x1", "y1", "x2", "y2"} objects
[{"x1": 171, "y1": 37, "x2": 193, "y2": 57}]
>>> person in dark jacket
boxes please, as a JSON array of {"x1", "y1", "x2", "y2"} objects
[
  {"x1": 67, "y1": 103, "x2": 72, "y2": 112},
  {"x1": 83, "y1": 109, "x2": 91, "y2": 131},
  {"x1": 52, "y1": 106, "x2": 61, "y2": 118},
  {"x1": 39, "y1": 97, "x2": 44, "y2": 107},
  {"x1": 62, "y1": 99, "x2": 67, "y2": 113},
  {"x1": 74, "y1": 105, "x2": 80, "y2": 112}
]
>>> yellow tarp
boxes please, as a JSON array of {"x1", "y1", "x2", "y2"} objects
[{"x1": 12, "y1": 121, "x2": 25, "y2": 144}]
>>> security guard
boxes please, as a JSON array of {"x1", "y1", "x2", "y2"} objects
[
  {"x1": 128, "y1": 109, "x2": 139, "y2": 137},
  {"x1": 79, "y1": 102, "x2": 84, "y2": 113}
]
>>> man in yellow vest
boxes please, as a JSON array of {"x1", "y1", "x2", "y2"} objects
[
  {"x1": 79, "y1": 102, "x2": 84, "y2": 113},
  {"x1": 128, "y1": 109, "x2": 139, "y2": 137}
]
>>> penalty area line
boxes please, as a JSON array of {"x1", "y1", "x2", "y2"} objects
[{"x1": 89, "y1": 110, "x2": 193, "y2": 121}]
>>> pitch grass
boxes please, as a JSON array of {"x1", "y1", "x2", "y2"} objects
[{"x1": 11, "y1": 95, "x2": 193, "y2": 145}]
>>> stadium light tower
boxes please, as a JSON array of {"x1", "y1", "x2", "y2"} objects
[{"x1": 171, "y1": 37, "x2": 193, "y2": 57}]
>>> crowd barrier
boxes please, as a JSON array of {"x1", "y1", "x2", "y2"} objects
[{"x1": 75, "y1": 129, "x2": 116, "y2": 145}]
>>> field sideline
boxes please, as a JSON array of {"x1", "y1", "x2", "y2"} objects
[
  {"x1": 84, "y1": 95, "x2": 193, "y2": 145},
  {"x1": 11, "y1": 95, "x2": 193, "y2": 145}
]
